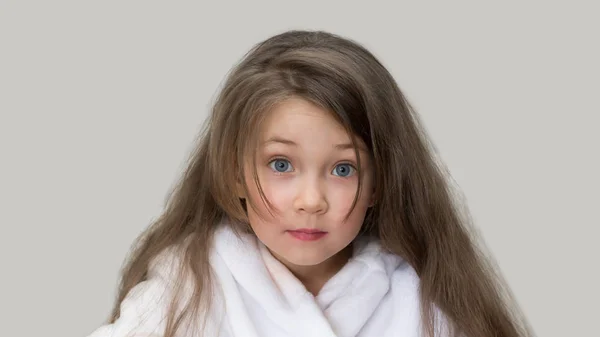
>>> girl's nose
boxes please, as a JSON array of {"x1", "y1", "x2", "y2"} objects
[{"x1": 293, "y1": 178, "x2": 328, "y2": 214}]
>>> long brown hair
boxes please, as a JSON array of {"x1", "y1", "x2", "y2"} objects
[{"x1": 108, "y1": 30, "x2": 533, "y2": 337}]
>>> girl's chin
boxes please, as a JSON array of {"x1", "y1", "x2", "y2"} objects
[{"x1": 270, "y1": 250, "x2": 330, "y2": 268}]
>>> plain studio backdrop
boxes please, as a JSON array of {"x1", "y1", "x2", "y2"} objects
[{"x1": 1, "y1": 1, "x2": 598, "y2": 336}]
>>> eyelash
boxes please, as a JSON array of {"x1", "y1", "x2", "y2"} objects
[{"x1": 267, "y1": 157, "x2": 358, "y2": 177}]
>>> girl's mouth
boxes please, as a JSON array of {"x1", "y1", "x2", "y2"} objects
[{"x1": 287, "y1": 229, "x2": 328, "y2": 241}]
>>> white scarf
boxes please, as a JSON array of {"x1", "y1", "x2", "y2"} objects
[{"x1": 87, "y1": 224, "x2": 425, "y2": 337}]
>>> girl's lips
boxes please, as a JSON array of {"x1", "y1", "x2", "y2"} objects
[{"x1": 287, "y1": 229, "x2": 328, "y2": 241}]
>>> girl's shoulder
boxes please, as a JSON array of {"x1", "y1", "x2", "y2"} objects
[{"x1": 86, "y1": 243, "x2": 190, "y2": 337}]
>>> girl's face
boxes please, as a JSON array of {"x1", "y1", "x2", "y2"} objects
[{"x1": 243, "y1": 97, "x2": 374, "y2": 268}]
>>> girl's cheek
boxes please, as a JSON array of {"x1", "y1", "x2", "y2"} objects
[
  {"x1": 327, "y1": 181, "x2": 358, "y2": 213},
  {"x1": 257, "y1": 174, "x2": 294, "y2": 212},
  {"x1": 331, "y1": 177, "x2": 372, "y2": 215}
]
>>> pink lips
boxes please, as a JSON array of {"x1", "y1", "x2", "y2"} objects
[{"x1": 287, "y1": 228, "x2": 328, "y2": 241}]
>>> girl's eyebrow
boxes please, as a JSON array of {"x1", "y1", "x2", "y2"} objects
[
  {"x1": 263, "y1": 136, "x2": 368, "y2": 152},
  {"x1": 262, "y1": 136, "x2": 298, "y2": 146},
  {"x1": 335, "y1": 142, "x2": 368, "y2": 152}
]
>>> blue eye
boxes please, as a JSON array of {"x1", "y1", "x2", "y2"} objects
[
  {"x1": 332, "y1": 163, "x2": 355, "y2": 177},
  {"x1": 269, "y1": 159, "x2": 293, "y2": 173}
]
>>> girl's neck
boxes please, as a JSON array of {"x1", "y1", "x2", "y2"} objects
[{"x1": 269, "y1": 244, "x2": 354, "y2": 296}]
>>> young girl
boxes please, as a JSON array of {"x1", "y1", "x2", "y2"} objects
[{"x1": 87, "y1": 30, "x2": 533, "y2": 337}]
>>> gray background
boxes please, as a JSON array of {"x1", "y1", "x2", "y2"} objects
[{"x1": 1, "y1": 1, "x2": 598, "y2": 336}]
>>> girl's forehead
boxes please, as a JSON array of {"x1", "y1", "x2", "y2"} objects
[
  {"x1": 253, "y1": 104, "x2": 371, "y2": 158},
  {"x1": 258, "y1": 98, "x2": 349, "y2": 140}
]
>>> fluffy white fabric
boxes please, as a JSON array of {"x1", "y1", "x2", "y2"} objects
[{"x1": 87, "y1": 223, "x2": 426, "y2": 337}]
